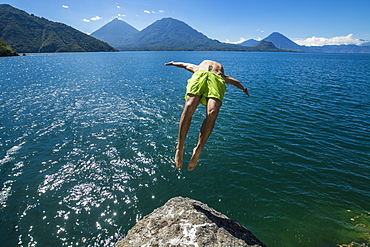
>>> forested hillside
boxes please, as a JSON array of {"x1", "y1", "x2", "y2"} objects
[
  {"x1": 0, "y1": 39, "x2": 19, "y2": 56},
  {"x1": 0, "y1": 4, "x2": 116, "y2": 53}
]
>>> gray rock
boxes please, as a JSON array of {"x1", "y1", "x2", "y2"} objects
[{"x1": 116, "y1": 196, "x2": 266, "y2": 247}]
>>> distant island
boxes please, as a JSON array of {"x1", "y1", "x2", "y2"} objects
[{"x1": 0, "y1": 4, "x2": 116, "y2": 53}]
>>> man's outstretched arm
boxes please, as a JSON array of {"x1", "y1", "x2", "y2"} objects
[
  {"x1": 224, "y1": 75, "x2": 250, "y2": 96},
  {"x1": 165, "y1": 61, "x2": 198, "y2": 73}
]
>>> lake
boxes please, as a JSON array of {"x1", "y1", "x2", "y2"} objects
[{"x1": 1, "y1": 51, "x2": 369, "y2": 246}]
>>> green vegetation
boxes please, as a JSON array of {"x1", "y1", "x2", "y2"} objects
[
  {"x1": 0, "y1": 39, "x2": 18, "y2": 56},
  {"x1": 337, "y1": 210, "x2": 370, "y2": 247},
  {"x1": 0, "y1": 4, "x2": 116, "y2": 53}
]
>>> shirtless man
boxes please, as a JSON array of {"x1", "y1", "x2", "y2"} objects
[{"x1": 165, "y1": 60, "x2": 250, "y2": 171}]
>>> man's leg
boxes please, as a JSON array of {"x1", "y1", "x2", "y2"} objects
[
  {"x1": 188, "y1": 98, "x2": 222, "y2": 171},
  {"x1": 175, "y1": 94, "x2": 201, "y2": 170}
]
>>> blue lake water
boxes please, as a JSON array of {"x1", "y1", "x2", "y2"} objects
[{"x1": 0, "y1": 51, "x2": 369, "y2": 246}]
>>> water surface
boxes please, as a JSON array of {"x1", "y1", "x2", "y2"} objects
[{"x1": 1, "y1": 51, "x2": 369, "y2": 246}]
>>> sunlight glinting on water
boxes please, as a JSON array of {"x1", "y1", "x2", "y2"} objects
[{"x1": 1, "y1": 52, "x2": 369, "y2": 246}]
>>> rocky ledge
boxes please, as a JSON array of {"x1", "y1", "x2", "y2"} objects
[{"x1": 116, "y1": 196, "x2": 266, "y2": 247}]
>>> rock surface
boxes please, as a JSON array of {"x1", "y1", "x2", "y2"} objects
[{"x1": 116, "y1": 196, "x2": 266, "y2": 247}]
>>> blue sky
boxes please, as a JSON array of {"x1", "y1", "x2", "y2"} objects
[{"x1": 3, "y1": 0, "x2": 370, "y2": 46}]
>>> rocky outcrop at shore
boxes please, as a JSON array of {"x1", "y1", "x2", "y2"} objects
[{"x1": 116, "y1": 196, "x2": 266, "y2": 247}]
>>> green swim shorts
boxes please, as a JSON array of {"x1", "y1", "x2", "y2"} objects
[{"x1": 185, "y1": 70, "x2": 226, "y2": 106}]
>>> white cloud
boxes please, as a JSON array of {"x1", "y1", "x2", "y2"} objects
[
  {"x1": 62, "y1": 5, "x2": 68, "y2": 8},
  {"x1": 91, "y1": 16, "x2": 102, "y2": 21},
  {"x1": 225, "y1": 37, "x2": 263, "y2": 44},
  {"x1": 113, "y1": 14, "x2": 126, "y2": 21},
  {"x1": 82, "y1": 16, "x2": 102, "y2": 22},
  {"x1": 225, "y1": 38, "x2": 247, "y2": 44},
  {"x1": 117, "y1": 6, "x2": 121, "y2": 9},
  {"x1": 143, "y1": 9, "x2": 165, "y2": 14},
  {"x1": 294, "y1": 34, "x2": 367, "y2": 46}
]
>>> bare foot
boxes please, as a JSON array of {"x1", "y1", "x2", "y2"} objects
[
  {"x1": 188, "y1": 147, "x2": 201, "y2": 171},
  {"x1": 175, "y1": 149, "x2": 183, "y2": 170}
]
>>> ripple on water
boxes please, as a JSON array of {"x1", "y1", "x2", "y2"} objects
[{"x1": 0, "y1": 52, "x2": 369, "y2": 246}]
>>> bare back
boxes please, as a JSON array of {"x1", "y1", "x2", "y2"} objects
[
  {"x1": 196, "y1": 60, "x2": 225, "y2": 78},
  {"x1": 165, "y1": 59, "x2": 249, "y2": 95}
]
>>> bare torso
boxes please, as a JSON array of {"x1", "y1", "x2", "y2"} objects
[
  {"x1": 165, "y1": 59, "x2": 247, "y2": 92},
  {"x1": 196, "y1": 60, "x2": 225, "y2": 78}
]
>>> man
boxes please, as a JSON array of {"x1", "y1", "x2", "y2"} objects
[{"x1": 165, "y1": 60, "x2": 250, "y2": 171}]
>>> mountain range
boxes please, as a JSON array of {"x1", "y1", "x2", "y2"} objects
[
  {"x1": 93, "y1": 18, "x2": 253, "y2": 51},
  {"x1": 91, "y1": 18, "x2": 298, "y2": 52},
  {"x1": 92, "y1": 18, "x2": 370, "y2": 53},
  {"x1": 240, "y1": 32, "x2": 370, "y2": 53},
  {"x1": 1, "y1": 4, "x2": 369, "y2": 53},
  {"x1": 0, "y1": 4, "x2": 116, "y2": 53}
]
